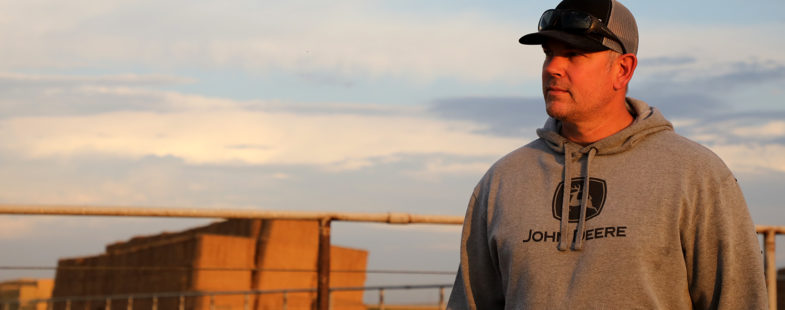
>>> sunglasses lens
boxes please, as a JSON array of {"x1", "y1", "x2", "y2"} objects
[
  {"x1": 560, "y1": 11, "x2": 593, "y2": 31},
  {"x1": 538, "y1": 10, "x2": 556, "y2": 31}
]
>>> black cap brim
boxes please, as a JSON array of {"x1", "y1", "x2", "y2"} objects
[{"x1": 519, "y1": 30, "x2": 608, "y2": 52}]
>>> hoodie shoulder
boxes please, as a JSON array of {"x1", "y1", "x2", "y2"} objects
[{"x1": 639, "y1": 129, "x2": 735, "y2": 181}]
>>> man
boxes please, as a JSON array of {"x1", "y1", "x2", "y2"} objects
[{"x1": 447, "y1": 0, "x2": 768, "y2": 309}]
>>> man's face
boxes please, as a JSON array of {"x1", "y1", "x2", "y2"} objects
[{"x1": 541, "y1": 39, "x2": 617, "y2": 124}]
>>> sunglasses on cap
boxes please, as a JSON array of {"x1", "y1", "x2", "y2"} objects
[{"x1": 538, "y1": 9, "x2": 626, "y2": 54}]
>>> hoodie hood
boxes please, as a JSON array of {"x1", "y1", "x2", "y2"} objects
[{"x1": 535, "y1": 98, "x2": 672, "y2": 251}]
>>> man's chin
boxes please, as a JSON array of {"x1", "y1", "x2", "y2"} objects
[{"x1": 545, "y1": 101, "x2": 569, "y2": 120}]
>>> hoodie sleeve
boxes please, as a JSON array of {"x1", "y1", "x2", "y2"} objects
[
  {"x1": 447, "y1": 188, "x2": 505, "y2": 310},
  {"x1": 682, "y1": 175, "x2": 768, "y2": 309}
]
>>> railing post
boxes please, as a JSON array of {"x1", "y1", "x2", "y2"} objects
[
  {"x1": 105, "y1": 297, "x2": 111, "y2": 310},
  {"x1": 378, "y1": 288, "x2": 385, "y2": 310},
  {"x1": 243, "y1": 293, "x2": 249, "y2": 310},
  {"x1": 210, "y1": 294, "x2": 215, "y2": 310},
  {"x1": 439, "y1": 286, "x2": 446, "y2": 310},
  {"x1": 3, "y1": 302, "x2": 8, "y2": 310},
  {"x1": 85, "y1": 299, "x2": 90, "y2": 310},
  {"x1": 126, "y1": 297, "x2": 132, "y2": 310},
  {"x1": 316, "y1": 217, "x2": 332, "y2": 310},
  {"x1": 152, "y1": 296, "x2": 157, "y2": 310},
  {"x1": 65, "y1": 300, "x2": 71, "y2": 310},
  {"x1": 48, "y1": 300, "x2": 53, "y2": 310},
  {"x1": 282, "y1": 291, "x2": 288, "y2": 310},
  {"x1": 763, "y1": 230, "x2": 776, "y2": 310},
  {"x1": 179, "y1": 295, "x2": 185, "y2": 310}
]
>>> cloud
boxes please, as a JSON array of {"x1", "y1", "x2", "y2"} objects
[
  {"x1": 678, "y1": 112, "x2": 785, "y2": 142},
  {"x1": 0, "y1": 2, "x2": 782, "y2": 92},
  {"x1": 667, "y1": 113, "x2": 785, "y2": 174},
  {"x1": 707, "y1": 143, "x2": 785, "y2": 174},
  {"x1": 0, "y1": 105, "x2": 521, "y2": 171},
  {"x1": 0, "y1": 152, "x2": 483, "y2": 216},
  {"x1": 639, "y1": 23, "x2": 785, "y2": 69},
  {"x1": 249, "y1": 101, "x2": 423, "y2": 118},
  {"x1": 637, "y1": 59, "x2": 785, "y2": 94},
  {"x1": 428, "y1": 96, "x2": 545, "y2": 137},
  {"x1": 0, "y1": 73, "x2": 201, "y2": 117},
  {"x1": 628, "y1": 91, "x2": 726, "y2": 119},
  {"x1": 0, "y1": 72, "x2": 192, "y2": 88},
  {"x1": 1, "y1": 3, "x2": 783, "y2": 87},
  {"x1": 0, "y1": 1, "x2": 537, "y2": 83},
  {"x1": 404, "y1": 159, "x2": 498, "y2": 181},
  {"x1": 693, "y1": 61, "x2": 785, "y2": 93},
  {"x1": 638, "y1": 56, "x2": 696, "y2": 67},
  {"x1": 730, "y1": 120, "x2": 785, "y2": 138},
  {"x1": 632, "y1": 59, "x2": 785, "y2": 118}
]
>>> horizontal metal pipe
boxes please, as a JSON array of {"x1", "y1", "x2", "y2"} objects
[
  {"x1": 26, "y1": 284, "x2": 454, "y2": 304},
  {"x1": 0, "y1": 204, "x2": 463, "y2": 225},
  {"x1": 5, "y1": 205, "x2": 784, "y2": 231},
  {"x1": 330, "y1": 284, "x2": 453, "y2": 292},
  {"x1": 0, "y1": 266, "x2": 455, "y2": 275}
]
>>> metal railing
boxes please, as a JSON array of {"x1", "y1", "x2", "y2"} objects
[
  {"x1": 0, "y1": 284, "x2": 452, "y2": 310},
  {"x1": 0, "y1": 205, "x2": 461, "y2": 310},
  {"x1": 0, "y1": 205, "x2": 782, "y2": 310},
  {"x1": 758, "y1": 225, "x2": 785, "y2": 310}
]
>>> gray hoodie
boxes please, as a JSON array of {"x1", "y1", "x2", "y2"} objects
[{"x1": 448, "y1": 98, "x2": 767, "y2": 309}]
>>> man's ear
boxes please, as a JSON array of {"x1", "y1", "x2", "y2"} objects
[{"x1": 614, "y1": 54, "x2": 637, "y2": 91}]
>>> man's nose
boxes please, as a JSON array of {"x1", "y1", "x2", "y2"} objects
[{"x1": 543, "y1": 56, "x2": 567, "y2": 77}]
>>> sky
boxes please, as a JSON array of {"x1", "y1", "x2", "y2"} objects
[{"x1": 1, "y1": 0, "x2": 785, "y2": 303}]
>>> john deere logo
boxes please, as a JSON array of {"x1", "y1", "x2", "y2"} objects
[{"x1": 552, "y1": 177, "x2": 607, "y2": 222}]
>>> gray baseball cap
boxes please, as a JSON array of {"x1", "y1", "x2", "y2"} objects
[{"x1": 520, "y1": 0, "x2": 638, "y2": 55}]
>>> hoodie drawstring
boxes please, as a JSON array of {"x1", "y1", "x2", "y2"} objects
[
  {"x1": 572, "y1": 147, "x2": 597, "y2": 251},
  {"x1": 557, "y1": 144, "x2": 574, "y2": 251},
  {"x1": 556, "y1": 145, "x2": 597, "y2": 251}
]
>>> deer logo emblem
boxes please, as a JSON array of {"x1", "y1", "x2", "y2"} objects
[{"x1": 552, "y1": 177, "x2": 607, "y2": 222}]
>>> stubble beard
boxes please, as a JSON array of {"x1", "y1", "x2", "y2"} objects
[
  {"x1": 544, "y1": 94, "x2": 576, "y2": 122},
  {"x1": 543, "y1": 76, "x2": 576, "y2": 122}
]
